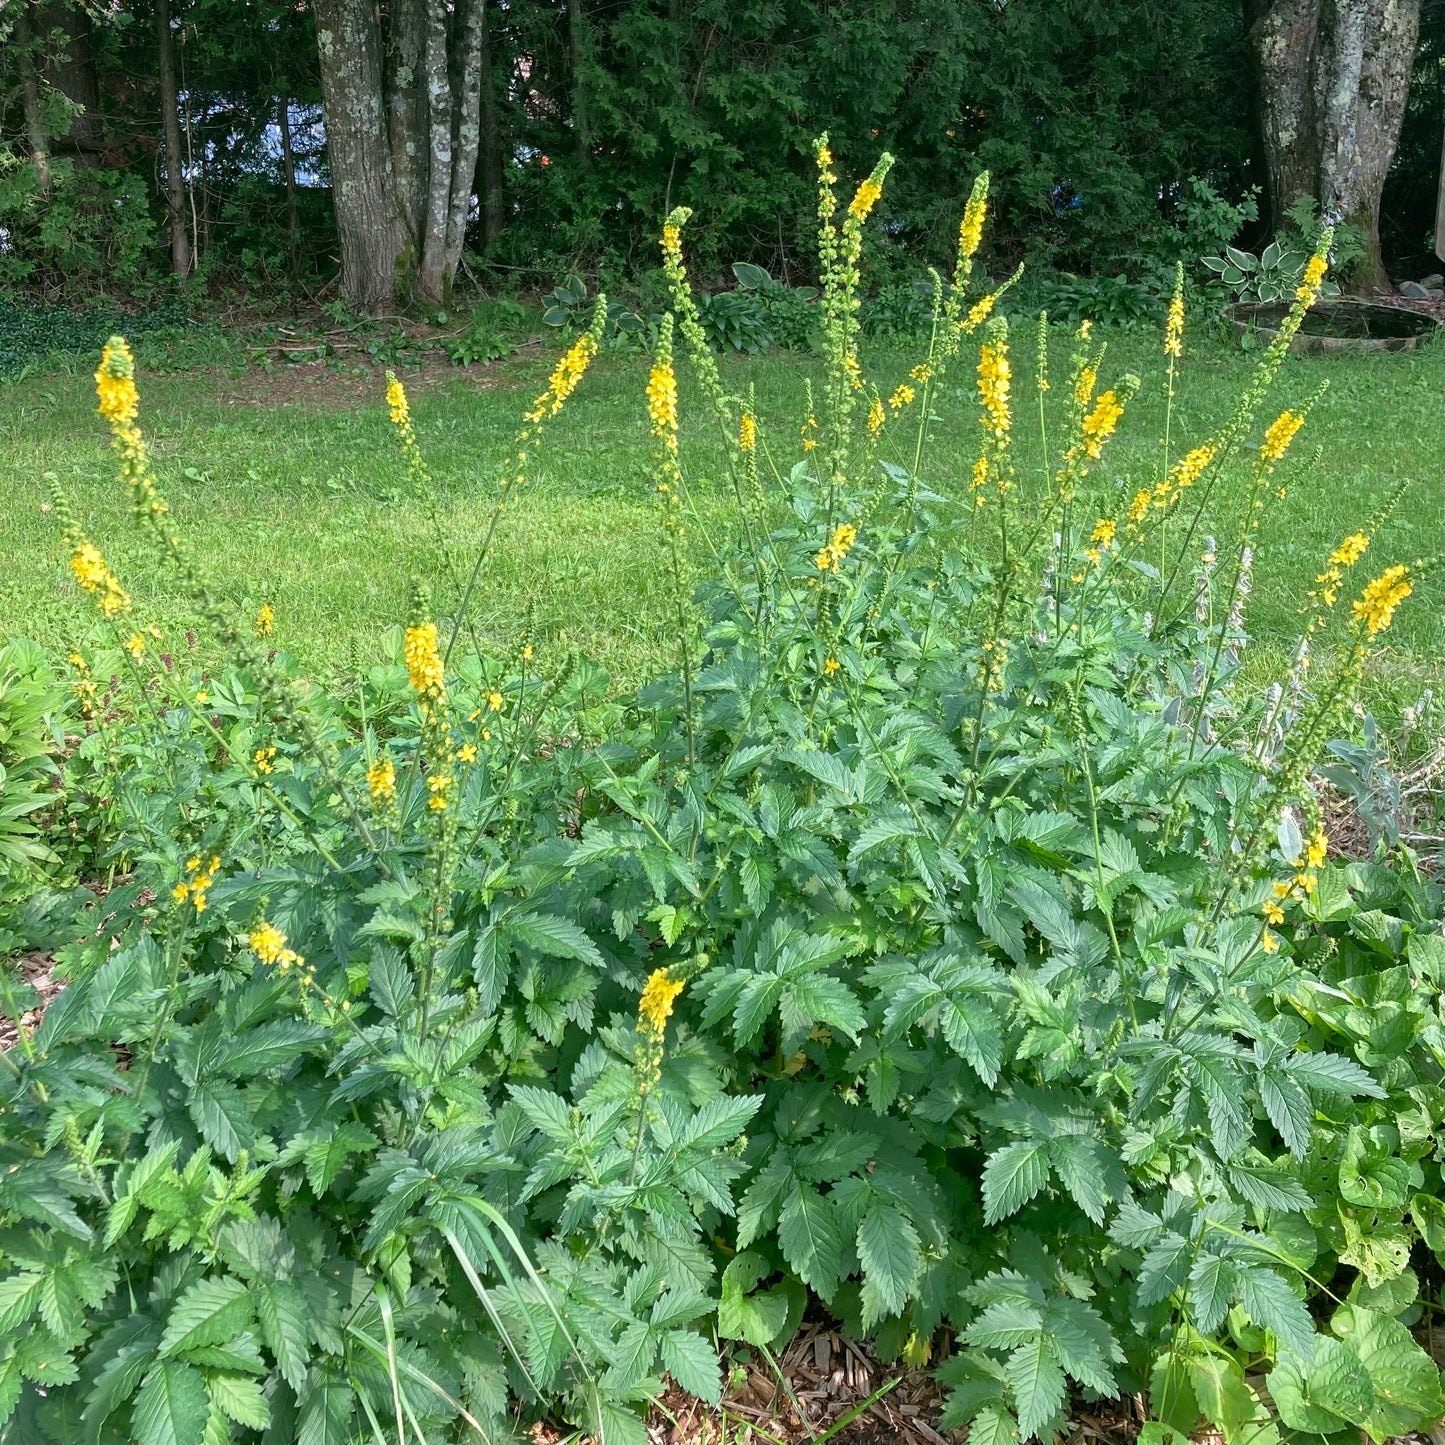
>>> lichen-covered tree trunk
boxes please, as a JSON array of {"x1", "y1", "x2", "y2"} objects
[
  {"x1": 314, "y1": 0, "x2": 401, "y2": 313},
  {"x1": 415, "y1": 0, "x2": 488, "y2": 305},
  {"x1": 1250, "y1": 0, "x2": 1422, "y2": 290},
  {"x1": 387, "y1": 0, "x2": 428, "y2": 266},
  {"x1": 155, "y1": 0, "x2": 191, "y2": 276}
]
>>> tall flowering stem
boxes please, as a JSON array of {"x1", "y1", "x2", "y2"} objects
[
  {"x1": 1157, "y1": 228, "x2": 1334, "y2": 617},
  {"x1": 85, "y1": 337, "x2": 382, "y2": 859},
  {"x1": 445, "y1": 299, "x2": 607, "y2": 666},
  {"x1": 649, "y1": 315, "x2": 696, "y2": 760}
]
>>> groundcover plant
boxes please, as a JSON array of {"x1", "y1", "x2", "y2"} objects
[{"x1": 1, "y1": 140, "x2": 1441, "y2": 1445}]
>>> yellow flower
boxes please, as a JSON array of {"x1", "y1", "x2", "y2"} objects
[
  {"x1": 638, "y1": 967, "x2": 685, "y2": 1038},
  {"x1": 386, "y1": 375, "x2": 410, "y2": 429},
  {"x1": 522, "y1": 644, "x2": 534, "y2": 660},
  {"x1": 367, "y1": 755, "x2": 396, "y2": 802},
  {"x1": 739, "y1": 412, "x2": 757, "y2": 452},
  {"x1": 1127, "y1": 489, "x2": 1151, "y2": 525},
  {"x1": 888, "y1": 383, "x2": 915, "y2": 413},
  {"x1": 1261, "y1": 929, "x2": 1280, "y2": 954},
  {"x1": 1264, "y1": 900, "x2": 1285, "y2": 926},
  {"x1": 1080, "y1": 390, "x2": 1124, "y2": 460},
  {"x1": 253, "y1": 745, "x2": 276, "y2": 774},
  {"x1": 958, "y1": 189, "x2": 987, "y2": 260},
  {"x1": 1296, "y1": 251, "x2": 1328, "y2": 302},
  {"x1": 661, "y1": 223, "x2": 682, "y2": 265},
  {"x1": 814, "y1": 522, "x2": 859, "y2": 573},
  {"x1": 1091, "y1": 518, "x2": 1117, "y2": 548},
  {"x1": 844, "y1": 350, "x2": 863, "y2": 391},
  {"x1": 1328, "y1": 533, "x2": 1369, "y2": 569},
  {"x1": 970, "y1": 456, "x2": 989, "y2": 493},
  {"x1": 801, "y1": 414, "x2": 819, "y2": 452},
  {"x1": 1261, "y1": 410, "x2": 1305, "y2": 462},
  {"x1": 910, "y1": 363, "x2": 933, "y2": 384},
  {"x1": 124, "y1": 632, "x2": 145, "y2": 660},
  {"x1": 250, "y1": 920, "x2": 302, "y2": 971},
  {"x1": 525, "y1": 333, "x2": 599, "y2": 424},
  {"x1": 1306, "y1": 830, "x2": 1327, "y2": 869},
  {"x1": 963, "y1": 293, "x2": 997, "y2": 332},
  {"x1": 847, "y1": 177, "x2": 883, "y2": 223},
  {"x1": 95, "y1": 339, "x2": 140, "y2": 427},
  {"x1": 254, "y1": 603, "x2": 274, "y2": 637},
  {"x1": 69, "y1": 541, "x2": 130, "y2": 617},
  {"x1": 1165, "y1": 291, "x2": 1185, "y2": 360},
  {"x1": 823, "y1": 656, "x2": 840, "y2": 675},
  {"x1": 194, "y1": 690, "x2": 209, "y2": 706},
  {"x1": 486, "y1": 690, "x2": 504, "y2": 712},
  {"x1": 977, "y1": 344, "x2": 1011, "y2": 440},
  {"x1": 457, "y1": 743, "x2": 477, "y2": 763},
  {"x1": 1074, "y1": 365, "x2": 1097, "y2": 408},
  {"x1": 171, "y1": 882, "x2": 189, "y2": 903},
  {"x1": 867, "y1": 398, "x2": 885, "y2": 437},
  {"x1": 179, "y1": 854, "x2": 221, "y2": 913},
  {"x1": 427, "y1": 773, "x2": 454, "y2": 810},
  {"x1": 1351, "y1": 565, "x2": 1411, "y2": 636},
  {"x1": 646, "y1": 359, "x2": 679, "y2": 450},
  {"x1": 404, "y1": 621, "x2": 446, "y2": 701}
]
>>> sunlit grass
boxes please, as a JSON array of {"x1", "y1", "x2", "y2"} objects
[{"x1": 4, "y1": 329, "x2": 1439, "y2": 715}]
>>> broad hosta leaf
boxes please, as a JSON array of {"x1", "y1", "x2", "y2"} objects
[
  {"x1": 132, "y1": 1360, "x2": 209, "y2": 1445},
  {"x1": 982, "y1": 1141, "x2": 1050, "y2": 1225}
]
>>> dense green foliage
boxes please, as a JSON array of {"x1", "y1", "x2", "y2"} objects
[
  {"x1": 1, "y1": 164, "x2": 1442, "y2": 1445},
  {"x1": 2, "y1": 0, "x2": 1439, "y2": 299}
]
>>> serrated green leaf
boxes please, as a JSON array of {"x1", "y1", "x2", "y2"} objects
[
  {"x1": 1236, "y1": 1265, "x2": 1314, "y2": 1362},
  {"x1": 255, "y1": 1280, "x2": 311, "y2": 1392},
  {"x1": 159, "y1": 1276, "x2": 253, "y2": 1359},
  {"x1": 857, "y1": 1201, "x2": 921, "y2": 1328},
  {"x1": 777, "y1": 1184, "x2": 843, "y2": 1301},
  {"x1": 1188, "y1": 1252, "x2": 1235, "y2": 1334},
  {"x1": 206, "y1": 1371, "x2": 270, "y2": 1429},
  {"x1": 1006, "y1": 1334, "x2": 1066, "y2": 1441},
  {"x1": 133, "y1": 1360, "x2": 209, "y2": 1445},
  {"x1": 660, "y1": 1328, "x2": 721, "y2": 1403},
  {"x1": 981, "y1": 1141, "x2": 1050, "y2": 1225}
]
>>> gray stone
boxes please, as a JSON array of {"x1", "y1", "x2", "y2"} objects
[
  {"x1": 1398, "y1": 279, "x2": 1431, "y2": 299},
  {"x1": 1421, "y1": 273, "x2": 1444, "y2": 291}
]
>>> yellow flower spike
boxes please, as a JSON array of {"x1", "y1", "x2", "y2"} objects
[
  {"x1": 888, "y1": 383, "x2": 915, "y2": 413},
  {"x1": 646, "y1": 356, "x2": 679, "y2": 452},
  {"x1": 253, "y1": 745, "x2": 276, "y2": 774},
  {"x1": 1164, "y1": 267, "x2": 1185, "y2": 359},
  {"x1": 1074, "y1": 365, "x2": 1097, "y2": 409},
  {"x1": 1351, "y1": 564, "x2": 1412, "y2": 636},
  {"x1": 1260, "y1": 409, "x2": 1305, "y2": 463},
  {"x1": 69, "y1": 541, "x2": 131, "y2": 617},
  {"x1": 962, "y1": 291, "x2": 999, "y2": 333},
  {"x1": 957, "y1": 176, "x2": 988, "y2": 262},
  {"x1": 250, "y1": 920, "x2": 303, "y2": 970},
  {"x1": 814, "y1": 522, "x2": 859, "y2": 573},
  {"x1": 977, "y1": 342, "x2": 1011, "y2": 441},
  {"x1": 1080, "y1": 389, "x2": 1124, "y2": 460},
  {"x1": 124, "y1": 632, "x2": 145, "y2": 661},
  {"x1": 971, "y1": 456, "x2": 989, "y2": 494},
  {"x1": 1091, "y1": 518, "x2": 1117, "y2": 548},
  {"x1": 426, "y1": 773, "x2": 454, "y2": 811},
  {"x1": 253, "y1": 603, "x2": 274, "y2": 637},
  {"x1": 739, "y1": 412, "x2": 757, "y2": 452},
  {"x1": 95, "y1": 338, "x2": 140, "y2": 428},
  {"x1": 847, "y1": 176, "x2": 884, "y2": 224},
  {"x1": 367, "y1": 755, "x2": 396, "y2": 802},
  {"x1": 867, "y1": 398, "x2": 885, "y2": 437},
  {"x1": 385, "y1": 374, "x2": 410, "y2": 428},
  {"x1": 638, "y1": 967, "x2": 685, "y2": 1040},
  {"x1": 404, "y1": 620, "x2": 446, "y2": 701}
]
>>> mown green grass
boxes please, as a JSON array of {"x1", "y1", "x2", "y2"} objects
[{"x1": 3, "y1": 326, "x2": 1440, "y2": 717}]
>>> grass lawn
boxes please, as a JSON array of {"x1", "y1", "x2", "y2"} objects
[{"x1": 3, "y1": 326, "x2": 1440, "y2": 718}]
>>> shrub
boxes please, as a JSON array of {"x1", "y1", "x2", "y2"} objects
[
  {"x1": 0, "y1": 640, "x2": 63, "y2": 885},
  {"x1": 3, "y1": 140, "x2": 1441, "y2": 1445}
]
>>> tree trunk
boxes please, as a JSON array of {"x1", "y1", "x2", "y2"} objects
[
  {"x1": 417, "y1": 0, "x2": 455, "y2": 303},
  {"x1": 14, "y1": 4, "x2": 52, "y2": 192},
  {"x1": 443, "y1": 0, "x2": 488, "y2": 281},
  {"x1": 38, "y1": 0, "x2": 103, "y2": 161},
  {"x1": 477, "y1": 0, "x2": 505, "y2": 246},
  {"x1": 155, "y1": 0, "x2": 191, "y2": 276},
  {"x1": 568, "y1": 0, "x2": 588, "y2": 165},
  {"x1": 1250, "y1": 0, "x2": 1422, "y2": 291},
  {"x1": 1436, "y1": 115, "x2": 1445, "y2": 262},
  {"x1": 314, "y1": 0, "x2": 401, "y2": 313},
  {"x1": 278, "y1": 90, "x2": 301, "y2": 276},
  {"x1": 387, "y1": 0, "x2": 428, "y2": 261}
]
